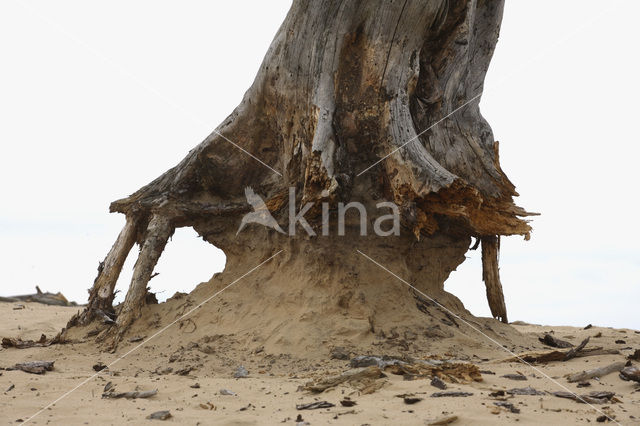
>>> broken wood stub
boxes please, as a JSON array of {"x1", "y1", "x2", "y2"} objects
[{"x1": 481, "y1": 236, "x2": 507, "y2": 323}]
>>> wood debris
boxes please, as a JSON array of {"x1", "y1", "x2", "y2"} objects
[
  {"x1": 6, "y1": 361, "x2": 55, "y2": 374},
  {"x1": 500, "y1": 337, "x2": 620, "y2": 363},
  {"x1": 102, "y1": 389, "x2": 158, "y2": 399},
  {"x1": 296, "y1": 401, "x2": 335, "y2": 410},
  {"x1": 430, "y1": 376, "x2": 447, "y2": 389},
  {"x1": 501, "y1": 373, "x2": 527, "y2": 381},
  {"x1": 427, "y1": 415, "x2": 458, "y2": 425},
  {"x1": 431, "y1": 391, "x2": 473, "y2": 398},
  {"x1": 147, "y1": 410, "x2": 171, "y2": 420},
  {"x1": 566, "y1": 361, "x2": 626, "y2": 383},
  {"x1": 539, "y1": 334, "x2": 573, "y2": 348},
  {"x1": 0, "y1": 286, "x2": 77, "y2": 306},
  {"x1": 494, "y1": 401, "x2": 520, "y2": 413},
  {"x1": 385, "y1": 361, "x2": 483, "y2": 384},
  {"x1": 507, "y1": 386, "x2": 545, "y2": 396},
  {"x1": 552, "y1": 391, "x2": 616, "y2": 404},
  {"x1": 303, "y1": 366, "x2": 384, "y2": 393},
  {"x1": 620, "y1": 365, "x2": 640, "y2": 383},
  {"x1": 339, "y1": 398, "x2": 356, "y2": 407},
  {"x1": 2, "y1": 334, "x2": 64, "y2": 349}
]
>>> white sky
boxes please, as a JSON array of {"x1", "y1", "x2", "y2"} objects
[{"x1": 1, "y1": 1, "x2": 638, "y2": 329}]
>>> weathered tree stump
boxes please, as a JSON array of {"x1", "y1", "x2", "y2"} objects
[{"x1": 69, "y1": 0, "x2": 535, "y2": 346}]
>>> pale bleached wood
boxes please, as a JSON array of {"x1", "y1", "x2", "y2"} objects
[
  {"x1": 566, "y1": 361, "x2": 626, "y2": 383},
  {"x1": 82, "y1": 217, "x2": 137, "y2": 322}
]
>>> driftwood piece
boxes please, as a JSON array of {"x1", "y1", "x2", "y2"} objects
[
  {"x1": 500, "y1": 337, "x2": 592, "y2": 363},
  {"x1": 552, "y1": 391, "x2": 616, "y2": 404},
  {"x1": 539, "y1": 334, "x2": 573, "y2": 348},
  {"x1": 564, "y1": 337, "x2": 590, "y2": 361},
  {"x1": 303, "y1": 366, "x2": 384, "y2": 393},
  {"x1": 386, "y1": 361, "x2": 483, "y2": 384},
  {"x1": 296, "y1": 401, "x2": 335, "y2": 410},
  {"x1": 566, "y1": 361, "x2": 626, "y2": 383},
  {"x1": 507, "y1": 386, "x2": 545, "y2": 396},
  {"x1": 102, "y1": 389, "x2": 158, "y2": 399},
  {"x1": 7, "y1": 361, "x2": 55, "y2": 374},
  {"x1": 431, "y1": 391, "x2": 473, "y2": 397},
  {"x1": 0, "y1": 286, "x2": 77, "y2": 307},
  {"x1": 3, "y1": 335, "x2": 46, "y2": 349},
  {"x1": 574, "y1": 347, "x2": 620, "y2": 357}
]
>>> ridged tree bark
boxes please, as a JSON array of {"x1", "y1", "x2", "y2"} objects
[{"x1": 69, "y1": 0, "x2": 534, "y2": 345}]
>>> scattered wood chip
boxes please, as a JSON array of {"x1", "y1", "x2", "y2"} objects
[
  {"x1": 199, "y1": 402, "x2": 216, "y2": 410},
  {"x1": 494, "y1": 401, "x2": 520, "y2": 413},
  {"x1": 615, "y1": 340, "x2": 626, "y2": 344},
  {"x1": 502, "y1": 373, "x2": 527, "y2": 381},
  {"x1": 577, "y1": 381, "x2": 591, "y2": 388},
  {"x1": 539, "y1": 334, "x2": 573, "y2": 348},
  {"x1": 219, "y1": 388, "x2": 236, "y2": 396},
  {"x1": 190, "y1": 383, "x2": 200, "y2": 389},
  {"x1": 431, "y1": 376, "x2": 447, "y2": 389},
  {"x1": 93, "y1": 363, "x2": 107, "y2": 372},
  {"x1": 584, "y1": 324, "x2": 593, "y2": 330},
  {"x1": 431, "y1": 391, "x2": 473, "y2": 398},
  {"x1": 427, "y1": 415, "x2": 458, "y2": 425},
  {"x1": 6, "y1": 384, "x2": 15, "y2": 392},
  {"x1": 340, "y1": 399, "x2": 356, "y2": 407},
  {"x1": 566, "y1": 361, "x2": 626, "y2": 383},
  {"x1": 620, "y1": 366, "x2": 640, "y2": 383},
  {"x1": 403, "y1": 397, "x2": 423, "y2": 404},
  {"x1": 506, "y1": 386, "x2": 545, "y2": 396},
  {"x1": 129, "y1": 336, "x2": 144, "y2": 343},
  {"x1": 147, "y1": 410, "x2": 171, "y2": 420},
  {"x1": 7, "y1": 361, "x2": 55, "y2": 374},
  {"x1": 296, "y1": 401, "x2": 335, "y2": 410},
  {"x1": 102, "y1": 389, "x2": 158, "y2": 399}
]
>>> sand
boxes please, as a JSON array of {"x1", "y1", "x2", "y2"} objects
[{"x1": 1, "y1": 301, "x2": 639, "y2": 425}]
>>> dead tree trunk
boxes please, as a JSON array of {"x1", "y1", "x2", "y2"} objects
[{"x1": 70, "y1": 0, "x2": 534, "y2": 344}]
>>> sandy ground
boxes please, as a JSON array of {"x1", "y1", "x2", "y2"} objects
[{"x1": 1, "y1": 302, "x2": 639, "y2": 425}]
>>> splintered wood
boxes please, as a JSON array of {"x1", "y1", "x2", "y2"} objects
[{"x1": 303, "y1": 361, "x2": 482, "y2": 394}]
